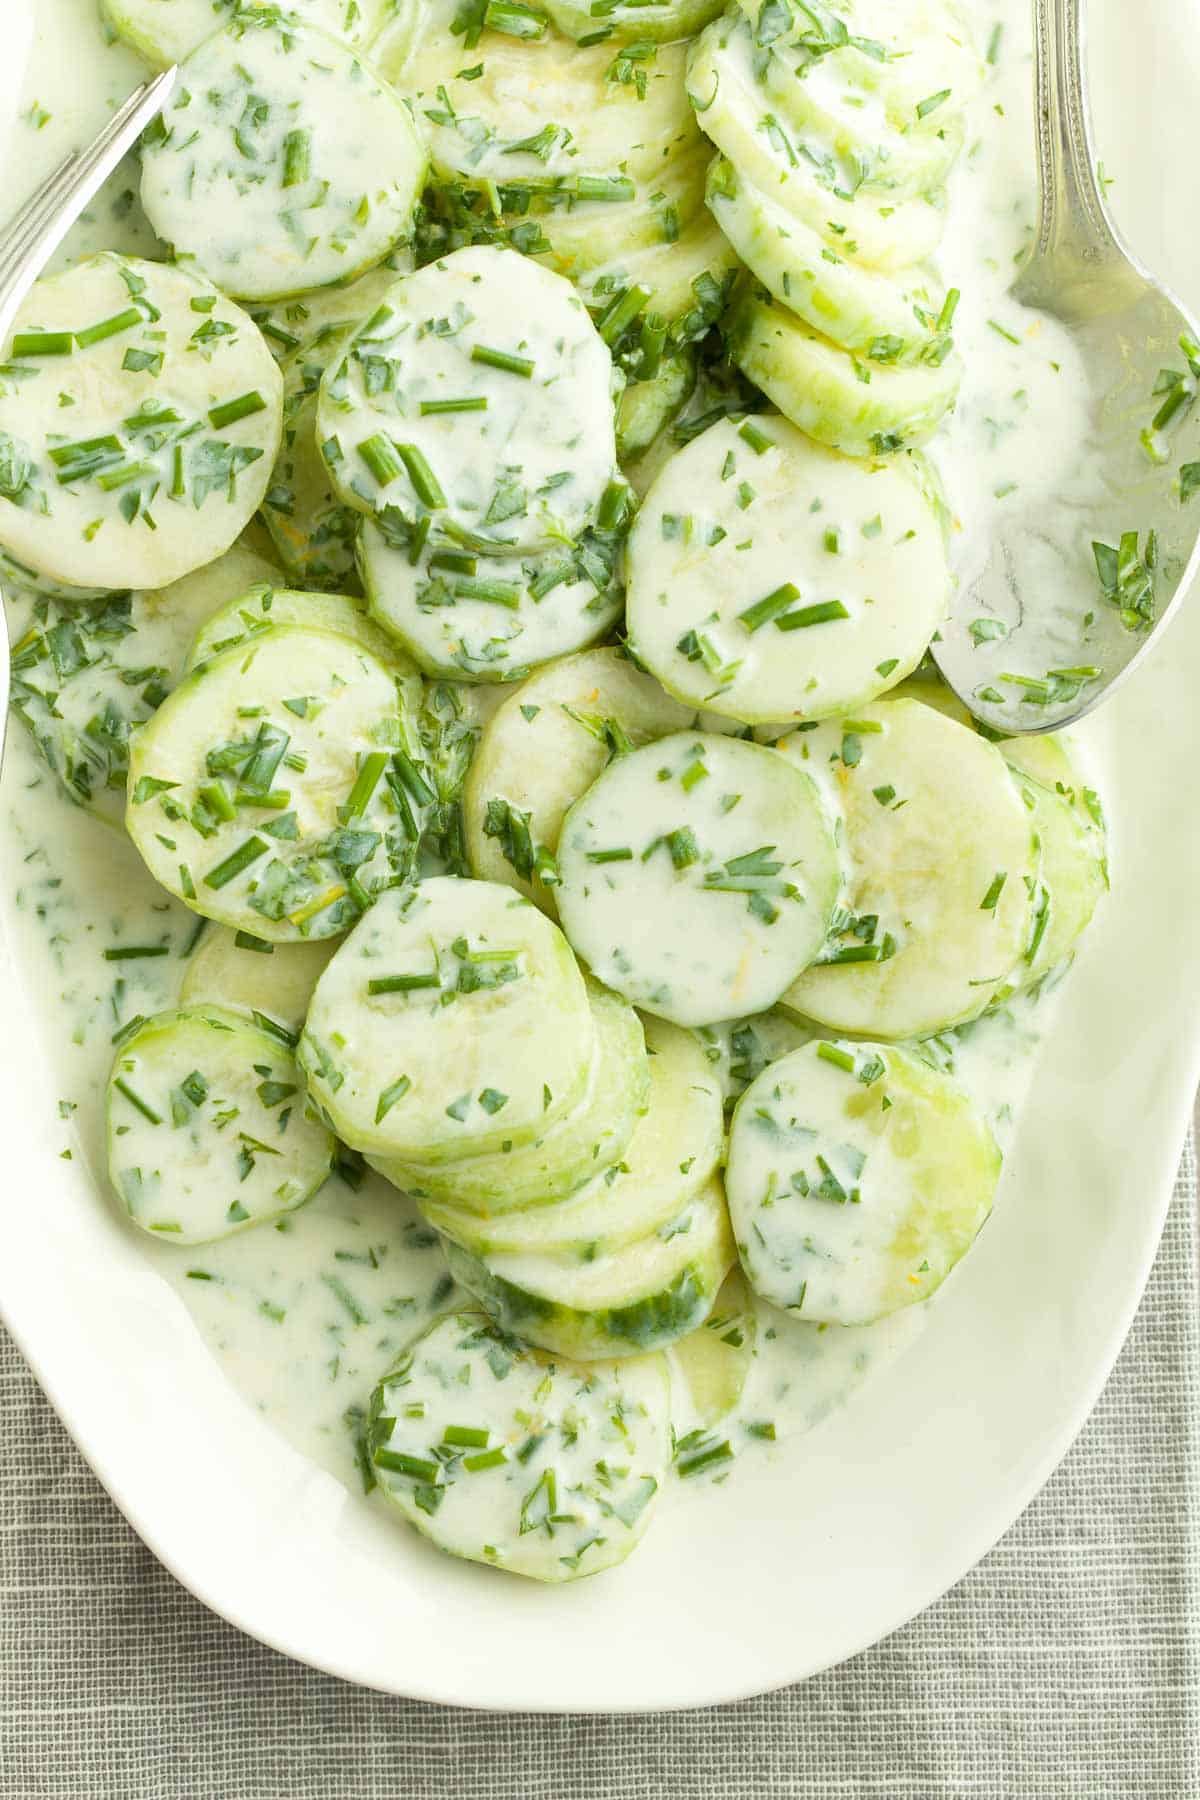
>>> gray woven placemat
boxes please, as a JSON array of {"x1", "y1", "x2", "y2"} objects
[{"x1": 1, "y1": 1146, "x2": 1196, "y2": 1800}]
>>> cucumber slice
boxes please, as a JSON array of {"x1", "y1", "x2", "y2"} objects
[
  {"x1": 1008, "y1": 771, "x2": 1106, "y2": 988},
  {"x1": 543, "y1": 0, "x2": 725, "y2": 45},
  {"x1": 685, "y1": 17, "x2": 946, "y2": 271},
  {"x1": 733, "y1": 0, "x2": 982, "y2": 121},
  {"x1": 726, "y1": 280, "x2": 962, "y2": 457},
  {"x1": 375, "y1": 979, "x2": 649, "y2": 1214},
  {"x1": 376, "y1": 3, "x2": 699, "y2": 188},
  {"x1": 626, "y1": 414, "x2": 949, "y2": 724},
  {"x1": 751, "y1": 15, "x2": 969, "y2": 204},
  {"x1": 418, "y1": 1013, "x2": 723, "y2": 1255},
  {"x1": 366, "y1": 1311, "x2": 670, "y2": 1580},
  {"x1": 139, "y1": 14, "x2": 426, "y2": 303},
  {"x1": 0, "y1": 253, "x2": 281, "y2": 595},
  {"x1": 726, "y1": 1037, "x2": 999, "y2": 1324},
  {"x1": 464, "y1": 646, "x2": 695, "y2": 912},
  {"x1": 107, "y1": 1004, "x2": 335, "y2": 1244},
  {"x1": 299, "y1": 876, "x2": 595, "y2": 1161},
  {"x1": 356, "y1": 505, "x2": 625, "y2": 683},
  {"x1": 179, "y1": 924, "x2": 338, "y2": 1034},
  {"x1": 442, "y1": 1173, "x2": 735, "y2": 1358},
  {"x1": 184, "y1": 584, "x2": 423, "y2": 727},
  {"x1": 263, "y1": 339, "x2": 368, "y2": 591},
  {"x1": 617, "y1": 351, "x2": 697, "y2": 464},
  {"x1": 249, "y1": 262, "x2": 410, "y2": 364},
  {"x1": 317, "y1": 247, "x2": 616, "y2": 552},
  {"x1": 535, "y1": 149, "x2": 711, "y2": 287},
  {"x1": 669, "y1": 1267, "x2": 757, "y2": 1428},
  {"x1": 694, "y1": 1007, "x2": 814, "y2": 1103},
  {"x1": 556, "y1": 730, "x2": 841, "y2": 1027},
  {"x1": 126, "y1": 623, "x2": 424, "y2": 941},
  {"x1": 778, "y1": 697, "x2": 1037, "y2": 1038},
  {"x1": 705, "y1": 157, "x2": 944, "y2": 361},
  {"x1": 1000, "y1": 733, "x2": 1108, "y2": 842},
  {"x1": 7, "y1": 542, "x2": 279, "y2": 824},
  {"x1": 578, "y1": 208, "x2": 740, "y2": 327},
  {"x1": 101, "y1": 0, "x2": 395, "y2": 67}
]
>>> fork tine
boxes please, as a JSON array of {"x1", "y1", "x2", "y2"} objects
[{"x1": 0, "y1": 67, "x2": 176, "y2": 349}]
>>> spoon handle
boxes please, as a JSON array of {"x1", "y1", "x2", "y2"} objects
[{"x1": 1022, "y1": 0, "x2": 1125, "y2": 302}]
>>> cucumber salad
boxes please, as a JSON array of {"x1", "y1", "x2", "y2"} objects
[{"x1": 4, "y1": 0, "x2": 1112, "y2": 1584}]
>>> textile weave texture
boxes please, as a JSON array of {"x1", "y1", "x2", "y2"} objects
[{"x1": 0, "y1": 1150, "x2": 1196, "y2": 1800}]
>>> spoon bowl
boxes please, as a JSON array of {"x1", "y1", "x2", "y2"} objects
[{"x1": 931, "y1": 0, "x2": 1200, "y2": 734}]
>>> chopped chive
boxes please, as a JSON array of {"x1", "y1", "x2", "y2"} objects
[
  {"x1": 737, "y1": 417, "x2": 773, "y2": 454},
  {"x1": 980, "y1": 870, "x2": 1007, "y2": 911},
  {"x1": 418, "y1": 396, "x2": 488, "y2": 415},
  {"x1": 587, "y1": 846, "x2": 633, "y2": 863},
  {"x1": 208, "y1": 390, "x2": 266, "y2": 430},
  {"x1": 452, "y1": 576, "x2": 522, "y2": 606},
  {"x1": 775, "y1": 600, "x2": 850, "y2": 631},
  {"x1": 987, "y1": 318, "x2": 1021, "y2": 346},
  {"x1": 281, "y1": 127, "x2": 312, "y2": 188},
  {"x1": 114, "y1": 1077, "x2": 162, "y2": 1125},
  {"x1": 340, "y1": 749, "x2": 388, "y2": 821},
  {"x1": 358, "y1": 432, "x2": 405, "y2": 485},
  {"x1": 102, "y1": 945, "x2": 169, "y2": 961},
  {"x1": 471, "y1": 343, "x2": 534, "y2": 378},
  {"x1": 575, "y1": 173, "x2": 637, "y2": 202},
  {"x1": 374, "y1": 1449, "x2": 440, "y2": 1481},
  {"x1": 463, "y1": 1447, "x2": 508, "y2": 1472},
  {"x1": 375, "y1": 1075, "x2": 412, "y2": 1124},
  {"x1": 443, "y1": 1425, "x2": 490, "y2": 1448},
  {"x1": 203, "y1": 835, "x2": 269, "y2": 889},
  {"x1": 397, "y1": 442, "x2": 447, "y2": 508},
  {"x1": 12, "y1": 330, "x2": 74, "y2": 356},
  {"x1": 367, "y1": 973, "x2": 440, "y2": 994},
  {"x1": 595, "y1": 283, "x2": 651, "y2": 347},
  {"x1": 75, "y1": 307, "x2": 142, "y2": 348},
  {"x1": 739, "y1": 581, "x2": 800, "y2": 632},
  {"x1": 916, "y1": 88, "x2": 951, "y2": 118},
  {"x1": 816, "y1": 1042, "x2": 855, "y2": 1073}
]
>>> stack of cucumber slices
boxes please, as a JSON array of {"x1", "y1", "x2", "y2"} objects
[{"x1": 5, "y1": 0, "x2": 1110, "y2": 1583}]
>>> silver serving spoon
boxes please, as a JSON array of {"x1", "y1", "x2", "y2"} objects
[
  {"x1": 0, "y1": 67, "x2": 177, "y2": 749},
  {"x1": 932, "y1": 0, "x2": 1200, "y2": 735}
]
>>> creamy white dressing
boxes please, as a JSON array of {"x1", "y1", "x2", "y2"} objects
[{"x1": 3, "y1": 0, "x2": 1092, "y2": 1521}]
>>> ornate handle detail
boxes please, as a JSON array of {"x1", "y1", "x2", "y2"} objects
[{"x1": 1028, "y1": 0, "x2": 1119, "y2": 269}]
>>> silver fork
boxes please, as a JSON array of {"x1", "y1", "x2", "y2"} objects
[{"x1": 0, "y1": 66, "x2": 177, "y2": 753}]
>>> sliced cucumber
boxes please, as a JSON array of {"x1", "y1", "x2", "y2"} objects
[
  {"x1": 107, "y1": 1004, "x2": 334, "y2": 1244},
  {"x1": 299, "y1": 876, "x2": 595, "y2": 1161},
  {"x1": 544, "y1": 0, "x2": 724, "y2": 46},
  {"x1": 669, "y1": 1267, "x2": 757, "y2": 1428},
  {"x1": 418, "y1": 1013, "x2": 723, "y2": 1256},
  {"x1": 726, "y1": 1038, "x2": 999, "y2": 1324},
  {"x1": 263, "y1": 336, "x2": 368, "y2": 591},
  {"x1": 626, "y1": 414, "x2": 949, "y2": 724},
  {"x1": 778, "y1": 697, "x2": 1036, "y2": 1038},
  {"x1": 179, "y1": 924, "x2": 338, "y2": 1034},
  {"x1": 442, "y1": 1173, "x2": 735, "y2": 1358},
  {"x1": 249, "y1": 261, "x2": 410, "y2": 364},
  {"x1": 1000, "y1": 732, "x2": 1108, "y2": 847},
  {"x1": 317, "y1": 247, "x2": 616, "y2": 552},
  {"x1": 139, "y1": 13, "x2": 426, "y2": 303},
  {"x1": 375, "y1": 2, "x2": 699, "y2": 188},
  {"x1": 7, "y1": 542, "x2": 279, "y2": 824},
  {"x1": 686, "y1": 17, "x2": 946, "y2": 271},
  {"x1": 1008, "y1": 770, "x2": 1106, "y2": 989},
  {"x1": 555, "y1": 730, "x2": 841, "y2": 1026},
  {"x1": 705, "y1": 157, "x2": 944, "y2": 361},
  {"x1": 733, "y1": 0, "x2": 982, "y2": 121},
  {"x1": 101, "y1": 0, "x2": 395, "y2": 67},
  {"x1": 617, "y1": 351, "x2": 697, "y2": 464},
  {"x1": 534, "y1": 148, "x2": 711, "y2": 287},
  {"x1": 0, "y1": 253, "x2": 281, "y2": 594},
  {"x1": 726, "y1": 279, "x2": 962, "y2": 457},
  {"x1": 463, "y1": 646, "x2": 695, "y2": 912},
  {"x1": 356, "y1": 505, "x2": 625, "y2": 684},
  {"x1": 578, "y1": 208, "x2": 740, "y2": 327},
  {"x1": 126, "y1": 623, "x2": 425, "y2": 941},
  {"x1": 366, "y1": 1311, "x2": 671, "y2": 1580},
  {"x1": 183, "y1": 583, "x2": 423, "y2": 733},
  {"x1": 375, "y1": 979, "x2": 649, "y2": 1214},
  {"x1": 753, "y1": 17, "x2": 969, "y2": 204}
]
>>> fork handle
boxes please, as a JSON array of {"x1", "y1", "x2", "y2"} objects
[
  {"x1": 0, "y1": 67, "x2": 176, "y2": 347},
  {"x1": 1023, "y1": 0, "x2": 1125, "y2": 300}
]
